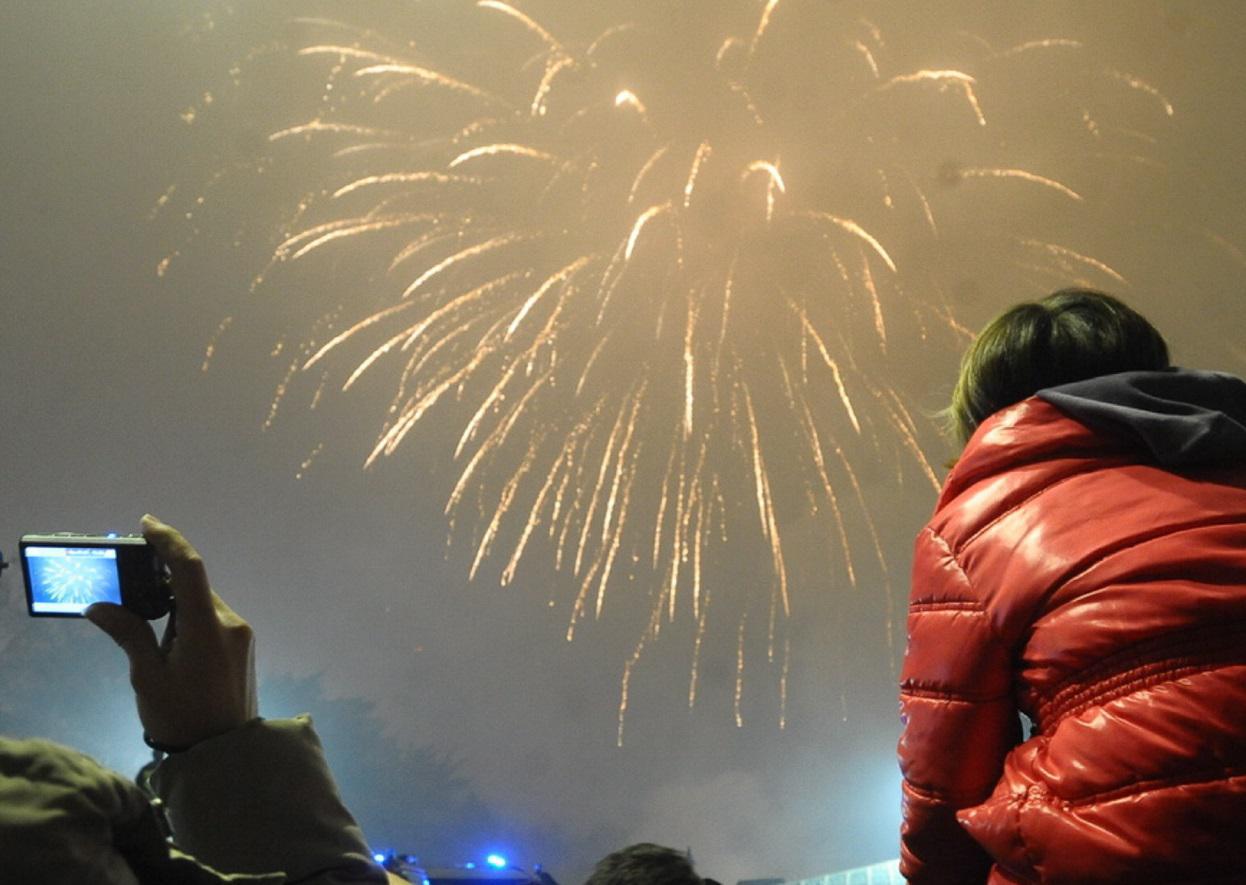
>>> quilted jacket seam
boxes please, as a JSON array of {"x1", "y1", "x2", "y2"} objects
[
  {"x1": 957, "y1": 470, "x2": 1085, "y2": 551},
  {"x1": 900, "y1": 685, "x2": 1012, "y2": 704},
  {"x1": 1038, "y1": 629, "x2": 1246, "y2": 726},
  {"x1": 902, "y1": 774, "x2": 993, "y2": 808},
  {"x1": 1035, "y1": 764, "x2": 1246, "y2": 809},
  {"x1": 1054, "y1": 512, "x2": 1246, "y2": 591},
  {"x1": 914, "y1": 527, "x2": 1009, "y2": 650},
  {"x1": 909, "y1": 600, "x2": 984, "y2": 613}
]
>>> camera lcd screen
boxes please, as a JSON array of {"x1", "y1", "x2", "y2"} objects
[{"x1": 24, "y1": 546, "x2": 123, "y2": 615}]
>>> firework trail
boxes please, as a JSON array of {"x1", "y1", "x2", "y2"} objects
[{"x1": 169, "y1": 0, "x2": 1172, "y2": 741}]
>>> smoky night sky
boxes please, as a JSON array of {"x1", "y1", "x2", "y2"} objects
[{"x1": 2, "y1": 1, "x2": 1245, "y2": 882}]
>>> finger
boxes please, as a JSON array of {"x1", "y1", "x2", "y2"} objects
[
  {"x1": 85, "y1": 603, "x2": 161, "y2": 671},
  {"x1": 214, "y1": 593, "x2": 259, "y2": 720},
  {"x1": 159, "y1": 609, "x2": 178, "y2": 652},
  {"x1": 140, "y1": 515, "x2": 214, "y2": 624},
  {"x1": 210, "y1": 590, "x2": 249, "y2": 628}
]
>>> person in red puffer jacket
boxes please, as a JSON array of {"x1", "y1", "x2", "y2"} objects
[{"x1": 897, "y1": 289, "x2": 1246, "y2": 884}]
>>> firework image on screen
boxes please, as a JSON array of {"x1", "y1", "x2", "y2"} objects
[{"x1": 25, "y1": 547, "x2": 123, "y2": 615}]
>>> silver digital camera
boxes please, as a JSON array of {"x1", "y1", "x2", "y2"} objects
[{"x1": 20, "y1": 533, "x2": 172, "y2": 619}]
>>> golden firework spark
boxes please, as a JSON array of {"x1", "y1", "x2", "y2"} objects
[{"x1": 171, "y1": 0, "x2": 1173, "y2": 741}]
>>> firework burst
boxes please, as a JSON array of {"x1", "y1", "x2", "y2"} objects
[
  {"x1": 172, "y1": 0, "x2": 1172, "y2": 741},
  {"x1": 39, "y1": 559, "x2": 113, "y2": 606}
]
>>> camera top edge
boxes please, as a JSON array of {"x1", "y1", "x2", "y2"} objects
[{"x1": 21, "y1": 532, "x2": 148, "y2": 546}]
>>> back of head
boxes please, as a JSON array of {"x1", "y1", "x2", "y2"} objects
[
  {"x1": 946, "y1": 288, "x2": 1170, "y2": 446},
  {"x1": 585, "y1": 844, "x2": 702, "y2": 885}
]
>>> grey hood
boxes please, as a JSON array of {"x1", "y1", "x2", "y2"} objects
[{"x1": 1037, "y1": 368, "x2": 1246, "y2": 467}]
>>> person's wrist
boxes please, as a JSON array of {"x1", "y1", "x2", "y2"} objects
[
  {"x1": 143, "y1": 732, "x2": 193, "y2": 754},
  {"x1": 142, "y1": 710, "x2": 256, "y2": 753}
]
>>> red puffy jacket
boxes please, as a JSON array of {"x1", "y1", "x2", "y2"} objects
[{"x1": 898, "y1": 370, "x2": 1246, "y2": 884}]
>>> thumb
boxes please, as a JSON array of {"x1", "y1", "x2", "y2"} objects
[{"x1": 85, "y1": 603, "x2": 161, "y2": 670}]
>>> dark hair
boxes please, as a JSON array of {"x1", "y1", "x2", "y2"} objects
[
  {"x1": 585, "y1": 844, "x2": 702, "y2": 885},
  {"x1": 946, "y1": 288, "x2": 1169, "y2": 445}
]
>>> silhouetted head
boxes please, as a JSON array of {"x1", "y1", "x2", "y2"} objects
[
  {"x1": 585, "y1": 843, "x2": 702, "y2": 885},
  {"x1": 946, "y1": 288, "x2": 1170, "y2": 446}
]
